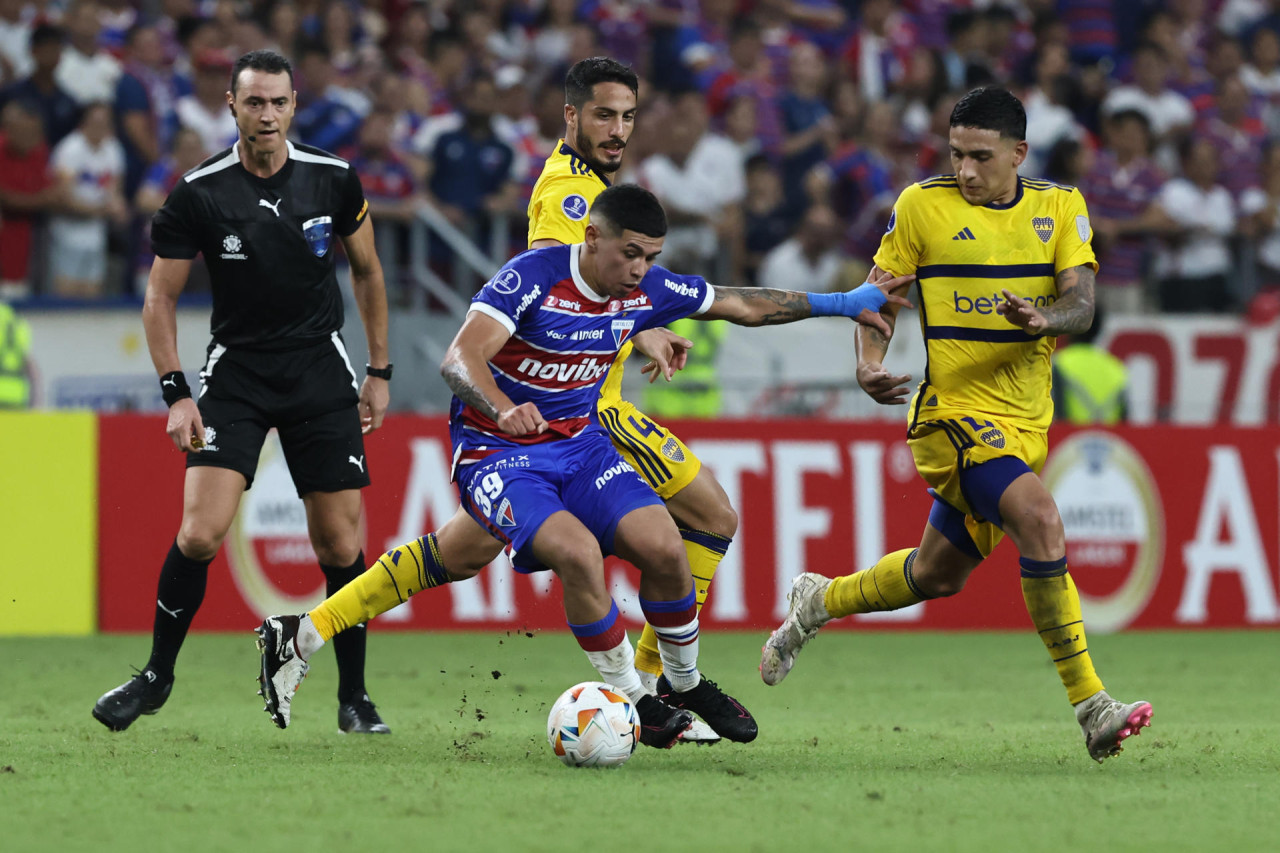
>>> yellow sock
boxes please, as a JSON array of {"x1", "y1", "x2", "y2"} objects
[
  {"x1": 1019, "y1": 558, "x2": 1105, "y2": 704},
  {"x1": 634, "y1": 528, "x2": 730, "y2": 677},
  {"x1": 310, "y1": 533, "x2": 451, "y2": 641},
  {"x1": 823, "y1": 548, "x2": 925, "y2": 618}
]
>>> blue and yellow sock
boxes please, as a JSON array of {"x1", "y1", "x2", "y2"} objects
[{"x1": 310, "y1": 534, "x2": 450, "y2": 641}]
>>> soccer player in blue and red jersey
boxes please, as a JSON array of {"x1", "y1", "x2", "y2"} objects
[{"x1": 256, "y1": 184, "x2": 913, "y2": 746}]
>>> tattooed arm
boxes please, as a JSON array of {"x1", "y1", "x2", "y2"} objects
[
  {"x1": 996, "y1": 264, "x2": 1097, "y2": 337},
  {"x1": 441, "y1": 312, "x2": 547, "y2": 436},
  {"x1": 701, "y1": 271, "x2": 913, "y2": 330},
  {"x1": 701, "y1": 286, "x2": 816, "y2": 326}
]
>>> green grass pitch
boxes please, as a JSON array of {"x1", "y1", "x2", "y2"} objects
[{"x1": 2, "y1": 630, "x2": 1277, "y2": 852}]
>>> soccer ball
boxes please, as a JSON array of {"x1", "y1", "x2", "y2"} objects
[{"x1": 546, "y1": 681, "x2": 640, "y2": 768}]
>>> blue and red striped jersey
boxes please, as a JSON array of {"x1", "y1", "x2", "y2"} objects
[{"x1": 449, "y1": 244, "x2": 714, "y2": 471}]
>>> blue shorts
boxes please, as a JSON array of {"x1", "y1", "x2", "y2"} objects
[{"x1": 455, "y1": 426, "x2": 664, "y2": 572}]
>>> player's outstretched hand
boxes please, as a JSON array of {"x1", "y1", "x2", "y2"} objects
[
  {"x1": 359, "y1": 376, "x2": 391, "y2": 435},
  {"x1": 849, "y1": 274, "x2": 915, "y2": 337},
  {"x1": 996, "y1": 289, "x2": 1048, "y2": 335},
  {"x1": 497, "y1": 402, "x2": 547, "y2": 436},
  {"x1": 857, "y1": 360, "x2": 913, "y2": 405},
  {"x1": 166, "y1": 397, "x2": 205, "y2": 452},
  {"x1": 633, "y1": 327, "x2": 694, "y2": 383}
]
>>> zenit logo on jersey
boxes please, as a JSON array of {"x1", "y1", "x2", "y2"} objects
[
  {"x1": 451, "y1": 243, "x2": 714, "y2": 469},
  {"x1": 562, "y1": 194, "x2": 588, "y2": 220}
]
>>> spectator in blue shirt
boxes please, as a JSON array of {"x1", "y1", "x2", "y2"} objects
[
  {"x1": 0, "y1": 24, "x2": 80, "y2": 146},
  {"x1": 114, "y1": 23, "x2": 185, "y2": 200},
  {"x1": 426, "y1": 71, "x2": 517, "y2": 232},
  {"x1": 293, "y1": 42, "x2": 368, "y2": 154},
  {"x1": 778, "y1": 41, "x2": 837, "y2": 217}
]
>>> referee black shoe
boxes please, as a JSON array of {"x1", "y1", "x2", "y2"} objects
[
  {"x1": 338, "y1": 694, "x2": 391, "y2": 734},
  {"x1": 93, "y1": 669, "x2": 174, "y2": 732},
  {"x1": 657, "y1": 674, "x2": 758, "y2": 743},
  {"x1": 635, "y1": 694, "x2": 693, "y2": 749}
]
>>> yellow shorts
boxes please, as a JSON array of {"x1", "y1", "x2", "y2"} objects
[
  {"x1": 597, "y1": 400, "x2": 701, "y2": 501},
  {"x1": 908, "y1": 416, "x2": 1048, "y2": 557}
]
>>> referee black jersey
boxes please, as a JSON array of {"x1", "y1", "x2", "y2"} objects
[{"x1": 151, "y1": 140, "x2": 370, "y2": 350}]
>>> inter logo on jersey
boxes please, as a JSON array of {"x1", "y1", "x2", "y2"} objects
[
  {"x1": 1032, "y1": 216, "x2": 1055, "y2": 244},
  {"x1": 562, "y1": 194, "x2": 588, "y2": 221},
  {"x1": 611, "y1": 318, "x2": 635, "y2": 348},
  {"x1": 303, "y1": 216, "x2": 333, "y2": 257}
]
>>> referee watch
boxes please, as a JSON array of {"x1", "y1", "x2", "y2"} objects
[{"x1": 366, "y1": 363, "x2": 394, "y2": 381}]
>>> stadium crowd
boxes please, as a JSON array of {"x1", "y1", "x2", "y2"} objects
[{"x1": 3, "y1": 0, "x2": 1280, "y2": 316}]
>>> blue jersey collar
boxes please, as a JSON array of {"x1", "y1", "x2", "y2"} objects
[{"x1": 984, "y1": 176, "x2": 1025, "y2": 210}]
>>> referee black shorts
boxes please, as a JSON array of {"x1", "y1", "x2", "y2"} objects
[{"x1": 186, "y1": 332, "x2": 371, "y2": 496}]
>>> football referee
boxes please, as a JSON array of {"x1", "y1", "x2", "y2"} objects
[{"x1": 93, "y1": 49, "x2": 395, "y2": 735}]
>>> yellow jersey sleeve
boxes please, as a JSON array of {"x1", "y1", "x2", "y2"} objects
[
  {"x1": 873, "y1": 182, "x2": 928, "y2": 276},
  {"x1": 527, "y1": 172, "x2": 603, "y2": 247},
  {"x1": 1055, "y1": 187, "x2": 1099, "y2": 275}
]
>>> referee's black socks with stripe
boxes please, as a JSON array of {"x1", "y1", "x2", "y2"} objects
[
  {"x1": 146, "y1": 541, "x2": 212, "y2": 680},
  {"x1": 322, "y1": 552, "x2": 369, "y2": 704}
]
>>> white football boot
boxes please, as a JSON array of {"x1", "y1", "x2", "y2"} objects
[
  {"x1": 760, "y1": 573, "x2": 832, "y2": 686},
  {"x1": 1075, "y1": 690, "x2": 1154, "y2": 762}
]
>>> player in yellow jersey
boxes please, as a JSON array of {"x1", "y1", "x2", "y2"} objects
[
  {"x1": 759, "y1": 87, "x2": 1154, "y2": 763},
  {"x1": 253, "y1": 58, "x2": 736, "y2": 743}
]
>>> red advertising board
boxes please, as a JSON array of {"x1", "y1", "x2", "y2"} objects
[{"x1": 98, "y1": 415, "x2": 1280, "y2": 632}]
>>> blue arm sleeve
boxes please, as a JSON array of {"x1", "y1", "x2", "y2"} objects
[{"x1": 807, "y1": 282, "x2": 887, "y2": 318}]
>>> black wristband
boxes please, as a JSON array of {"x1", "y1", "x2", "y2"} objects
[
  {"x1": 366, "y1": 363, "x2": 393, "y2": 380},
  {"x1": 160, "y1": 371, "x2": 192, "y2": 407}
]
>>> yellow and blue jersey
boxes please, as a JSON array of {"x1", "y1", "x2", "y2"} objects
[
  {"x1": 527, "y1": 139, "x2": 609, "y2": 246},
  {"x1": 526, "y1": 139, "x2": 637, "y2": 407},
  {"x1": 874, "y1": 175, "x2": 1098, "y2": 433}
]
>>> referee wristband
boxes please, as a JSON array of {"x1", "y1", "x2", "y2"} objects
[
  {"x1": 160, "y1": 371, "x2": 192, "y2": 407},
  {"x1": 808, "y1": 282, "x2": 887, "y2": 318}
]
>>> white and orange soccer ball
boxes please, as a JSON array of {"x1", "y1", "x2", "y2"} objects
[{"x1": 546, "y1": 681, "x2": 640, "y2": 768}]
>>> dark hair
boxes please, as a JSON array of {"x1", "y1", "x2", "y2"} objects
[
  {"x1": 123, "y1": 22, "x2": 153, "y2": 48},
  {"x1": 565, "y1": 56, "x2": 638, "y2": 110},
  {"x1": 590, "y1": 184, "x2": 667, "y2": 238},
  {"x1": 744, "y1": 153, "x2": 775, "y2": 173},
  {"x1": 946, "y1": 10, "x2": 978, "y2": 39},
  {"x1": 1043, "y1": 137, "x2": 1082, "y2": 184},
  {"x1": 426, "y1": 28, "x2": 463, "y2": 60},
  {"x1": 231, "y1": 49, "x2": 294, "y2": 96},
  {"x1": 729, "y1": 18, "x2": 761, "y2": 43},
  {"x1": 1108, "y1": 108, "x2": 1151, "y2": 135},
  {"x1": 949, "y1": 86, "x2": 1026, "y2": 141},
  {"x1": 175, "y1": 15, "x2": 213, "y2": 49},
  {"x1": 30, "y1": 23, "x2": 65, "y2": 48},
  {"x1": 1132, "y1": 39, "x2": 1166, "y2": 61}
]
